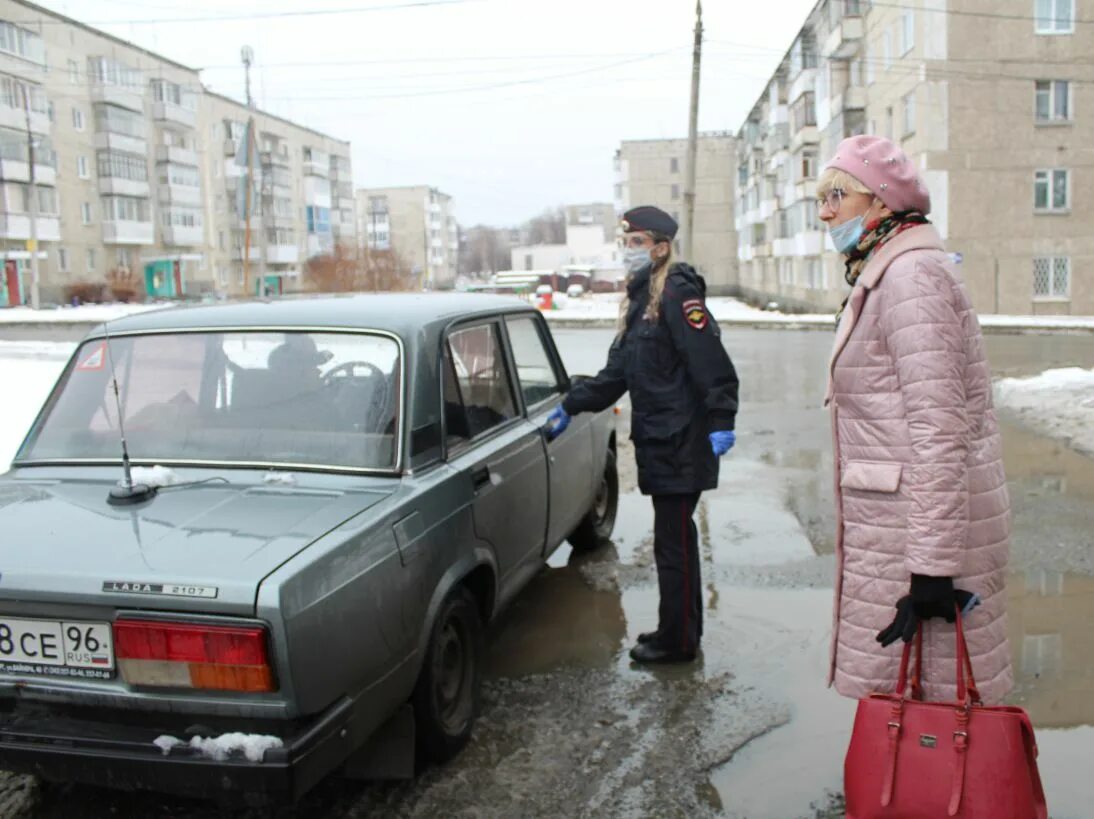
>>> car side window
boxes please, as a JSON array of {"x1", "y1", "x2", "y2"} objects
[
  {"x1": 505, "y1": 316, "x2": 562, "y2": 409},
  {"x1": 445, "y1": 323, "x2": 518, "y2": 443}
]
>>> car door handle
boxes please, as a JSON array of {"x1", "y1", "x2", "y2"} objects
[{"x1": 471, "y1": 466, "x2": 491, "y2": 491}]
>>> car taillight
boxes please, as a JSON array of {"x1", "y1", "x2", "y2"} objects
[{"x1": 113, "y1": 620, "x2": 276, "y2": 693}]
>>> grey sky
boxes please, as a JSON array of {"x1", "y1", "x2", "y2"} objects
[{"x1": 50, "y1": 0, "x2": 817, "y2": 225}]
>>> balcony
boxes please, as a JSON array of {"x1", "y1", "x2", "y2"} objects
[
  {"x1": 764, "y1": 122, "x2": 790, "y2": 155},
  {"x1": 152, "y1": 101, "x2": 196, "y2": 129},
  {"x1": 0, "y1": 214, "x2": 61, "y2": 241},
  {"x1": 788, "y1": 68, "x2": 816, "y2": 107},
  {"x1": 823, "y1": 16, "x2": 864, "y2": 60},
  {"x1": 261, "y1": 151, "x2": 290, "y2": 169},
  {"x1": 267, "y1": 244, "x2": 299, "y2": 264},
  {"x1": 793, "y1": 230, "x2": 825, "y2": 256},
  {"x1": 773, "y1": 238, "x2": 795, "y2": 257},
  {"x1": 0, "y1": 106, "x2": 50, "y2": 135},
  {"x1": 233, "y1": 246, "x2": 261, "y2": 262},
  {"x1": 162, "y1": 225, "x2": 204, "y2": 246},
  {"x1": 95, "y1": 132, "x2": 146, "y2": 155},
  {"x1": 99, "y1": 177, "x2": 150, "y2": 198},
  {"x1": 0, "y1": 159, "x2": 56, "y2": 186},
  {"x1": 155, "y1": 144, "x2": 198, "y2": 166},
  {"x1": 102, "y1": 220, "x2": 154, "y2": 245},
  {"x1": 304, "y1": 157, "x2": 329, "y2": 178},
  {"x1": 760, "y1": 198, "x2": 778, "y2": 221},
  {"x1": 90, "y1": 82, "x2": 144, "y2": 113},
  {"x1": 791, "y1": 125, "x2": 820, "y2": 153},
  {"x1": 158, "y1": 185, "x2": 203, "y2": 207},
  {"x1": 839, "y1": 86, "x2": 866, "y2": 111}
]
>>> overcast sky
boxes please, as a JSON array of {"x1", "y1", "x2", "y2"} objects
[{"x1": 49, "y1": 0, "x2": 817, "y2": 226}]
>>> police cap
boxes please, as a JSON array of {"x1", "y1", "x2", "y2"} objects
[{"x1": 621, "y1": 206, "x2": 678, "y2": 240}]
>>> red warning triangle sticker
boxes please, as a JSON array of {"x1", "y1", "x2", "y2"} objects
[{"x1": 77, "y1": 341, "x2": 106, "y2": 371}]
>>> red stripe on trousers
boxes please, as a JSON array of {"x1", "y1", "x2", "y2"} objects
[{"x1": 681, "y1": 498, "x2": 689, "y2": 652}]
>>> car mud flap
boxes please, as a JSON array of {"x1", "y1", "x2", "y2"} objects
[{"x1": 340, "y1": 704, "x2": 415, "y2": 780}]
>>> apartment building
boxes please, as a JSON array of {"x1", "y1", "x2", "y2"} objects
[
  {"x1": 735, "y1": 0, "x2": 1094, "y2": 315},
  {"x1": 0, "y1": 0, "x2": 355, "y2": 306},
  {"x1": 357, "y1": 185, "x2": 459, "y2": 287},
  {"x1": 613, "y1": 134, "x2": 738, "y2": 294},
  {"x1": 203, "y1": 94, "x2": 354, "y2": 297}
]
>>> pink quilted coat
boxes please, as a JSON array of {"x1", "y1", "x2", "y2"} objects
[{"x1": 825, "y1": 225, "x2": 1013, "y2": 704}]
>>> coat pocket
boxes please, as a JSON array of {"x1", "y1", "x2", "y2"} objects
[{"x1": 840, "y1": 460, "x2": 903, "y2": 493}]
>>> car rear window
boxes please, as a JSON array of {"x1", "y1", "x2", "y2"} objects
[{"x1": 18, "y1": 330, "x2": 402, "y2": 472}]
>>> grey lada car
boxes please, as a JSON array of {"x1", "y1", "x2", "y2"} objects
[{"x1": 0, "y1": 293, "x2": 618, "y2": 803}]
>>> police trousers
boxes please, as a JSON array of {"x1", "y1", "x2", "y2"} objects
[{"x1": 651, "y1": 492, "x2": 702, "y2": 653}]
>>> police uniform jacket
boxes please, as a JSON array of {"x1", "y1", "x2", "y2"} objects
[{"x1": 563, "y1": 263, "x2": 739, "y2": 496}]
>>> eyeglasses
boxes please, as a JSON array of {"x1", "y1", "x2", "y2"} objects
[
  {"x1": 815, "y1": 189, "x2": 845, "y2": 214},
  {"x1": 617, "y1": 234, "x2": 656, "y2": 249}
]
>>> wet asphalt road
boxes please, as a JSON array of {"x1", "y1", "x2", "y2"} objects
[{"x1": 3, "y1": 326, "x2": 1094, "y2": 818}]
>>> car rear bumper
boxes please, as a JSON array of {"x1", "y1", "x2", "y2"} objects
[{"x1": 0, "y1": 696, "x2": 354, "y2": 804}]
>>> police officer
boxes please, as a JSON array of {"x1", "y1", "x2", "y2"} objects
[{"x1": 546, "y1": 206, "x2": 739, "y2": 664}]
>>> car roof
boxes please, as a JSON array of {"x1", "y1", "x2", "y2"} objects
[{"x1": 90, "y1": 293, "x2": 537, "y2": 338}]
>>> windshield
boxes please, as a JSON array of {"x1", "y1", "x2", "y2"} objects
[{"x1": 18, "y1": 330, "x2": 402, "y2": 472}]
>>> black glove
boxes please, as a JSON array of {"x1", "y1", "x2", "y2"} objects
[{"x1": 876, "y1": 575, "x2": 976, "y2": 648}]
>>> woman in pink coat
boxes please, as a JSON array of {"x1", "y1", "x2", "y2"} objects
[{"x1": 819, "y1": 135, "x2": 1013, "y2": 704}]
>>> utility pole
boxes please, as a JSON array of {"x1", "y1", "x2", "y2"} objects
[
  {"x1": 20, "y1": 85, "x2": 40, "y2": 309},
  {"x1": 682, "y1": 0, "x2": 703, "y2": 264}
]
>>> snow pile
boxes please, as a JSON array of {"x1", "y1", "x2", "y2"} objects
[
  {"x1": 127, "y1": 465, "x2": 185, "y2": 488},
  {"x1": 263, "y1": 470, "x2": 297, "y2": 486},
  {"x1": 153, "y1": 733, "x2": 284, "y2": 762},
  {"x1": 0, "y1": 342, "x2": 74, "y2": 470},
  {"x1": 995, "y1": 367, "x2": 1094, "y2": 456},
  {"x1": 0, "y1": 303, "x2": 170, "y2": 324},
  {"x1": 540, "y1": 293, "x2": 835, "y2": 325}
]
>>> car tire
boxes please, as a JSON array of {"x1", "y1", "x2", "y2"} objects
[
  {"x1": 568, "y1": 448, "x2": 618, "y2": 553},
  {"x1": 412, "y1": 585, "x2": 483, "y2": 765}
]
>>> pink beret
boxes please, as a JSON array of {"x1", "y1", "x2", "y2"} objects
[{"x1": 825, "y1": 135, "x2": 931, "y2": 215}]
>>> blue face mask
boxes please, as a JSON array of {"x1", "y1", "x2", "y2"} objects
[{"x1": 829, "y1": 214, "x2": 866, "y2": 254}]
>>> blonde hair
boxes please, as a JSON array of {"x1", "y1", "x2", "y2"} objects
[
  {"x1": 617, "y1": 242, "x2": 674, "y2": 333},
  {"x1": 816, "y1": 167, "x2": 872, "y2": 199}
]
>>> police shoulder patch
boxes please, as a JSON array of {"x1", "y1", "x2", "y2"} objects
[{"x1": 682, "y1": 299, "x2": 708, "y2": 330}]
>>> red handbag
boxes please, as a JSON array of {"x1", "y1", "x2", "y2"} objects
[{"x1": 844, "y1": 614, "x2": 1047, "y2": 819}]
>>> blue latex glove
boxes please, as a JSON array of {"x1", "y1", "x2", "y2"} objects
[
  {"x1": 545, "y1": 405, "x2": 571, "y2": 440},
  {"x1": 710, "y1": 430, "x2": 735, "y2": 457}
]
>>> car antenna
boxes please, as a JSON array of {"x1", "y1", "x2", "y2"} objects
[{"x1": 103, "y1": 324, "x2": 155, "y2": 506}]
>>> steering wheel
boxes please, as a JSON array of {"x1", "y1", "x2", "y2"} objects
[{"x1": 323, "y1": 361, "x2": 382, "y2": 384}]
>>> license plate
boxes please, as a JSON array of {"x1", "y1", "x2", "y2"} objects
[{"x1": 0, "y1": 617, "x2": 114, "y2": 680}]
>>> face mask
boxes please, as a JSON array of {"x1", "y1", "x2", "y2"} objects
[
  {"x1": 623, "y1": 247, "x2": 652, "y2": 274},
  {"x1": 828, "y1": 214, "x2": 866, "y2": 254}
]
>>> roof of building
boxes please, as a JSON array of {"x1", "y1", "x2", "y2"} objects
[
  {"x1": 204, "y1": 92, "x2": 352, "y2": 147},
  {"x1": 94, "y1": 293, "x2": 534, "y2": 338}
]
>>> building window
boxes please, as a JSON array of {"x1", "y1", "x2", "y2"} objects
[
  {"x1": 900, "y1": 11, "x2": 915, "y2": 55},
  {"x1": 0, "y1": 22, "x2": 45, "y2": 64},
  {"x1": 882, "y1": 30, "x2": 892, "y2": 67},
  {"x1": 67, "y1": 59, "x2": 79, "y2": 83},
  {"x1": 117, "y1": 248, "x2": 132, "y2": 269},
  {"x1": 866, "y1": 47, "x2": 875, "y2": 85},
  {"x1": 57, "y1": 248, "x2": 68, "y2": 272},
  {"x1": 218, "y1": 231, "x2": 225, "y2": 251},
  {"x1": 1034, "y1": 169, "x2": 1070, "y2": 212},
  {"x1": 1035, "y1": 0, "x2": 1074, "y2": 34},
  {"x1": 806, "y1": 257, "x2": 826, "y2": 289},
  {"x1": 801, "y1": 150, "x2": 818, "y2": 181},
  {"x1": 902, "y1": 92, "x2": 916, "y2": 136},
  {"x1": 77, "y1": 155, "x2": 89, "y2": 179},
  {"x1": 886, "y1": 106, "x2": 894, "y2": 140},
  {"x1": 1033, "y1": 256, "x2": 1070, "y2": 298},
  {"x1": 850, "y1": 58, "x2": 864, "y2": 87},
  {"x1": 670, "y1": 157, "x2": 680, "y2": 173},
  {"x1": 101, "y1": 195, "x2": 151, "y2": 222},
  {"x1": 86, "y1": 249, "x2": 96, "y2": 272},
  {"x1": 524, "y1": 254, "x2": 533, "y2": 271},
  {"x1": 1035, "y1": 80, "x2": 1072, "y2": 123},
  {"x1": 81, "y1": 202, "x2": 92, "y2": 224},
  {"x1": 671, "y1": 184, "x2": 681, "y2": 200},
  {"x1": 72, "y1": 107, "x2": 84, "y2": 131},
  {"x1": 98, "y1": 150, "x2": 148, "y2": 182}
]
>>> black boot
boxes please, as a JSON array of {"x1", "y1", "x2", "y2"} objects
[
  {"x1": 629, "y1": 642, "x2": 697, "y2": 665},
  {"x1": 637, "y1": 631, "x2": 657, "y2": 644}
]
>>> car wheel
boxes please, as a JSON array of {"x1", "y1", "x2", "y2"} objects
[
  {"x1": 412, "y1": 585, "x2": 483, "y2": 764},
  {"x1": 568, "y1": 449, "x2": 618, "y2": 552}
]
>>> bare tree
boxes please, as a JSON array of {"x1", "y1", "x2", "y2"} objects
[
  {"x1": 304, "y1": 244, "x2": 414, "y2": 293},
  {"x1": 523, "y1": 207, "x2": 566, "y2": 245}
]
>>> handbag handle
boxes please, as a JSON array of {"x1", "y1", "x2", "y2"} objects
[{"x1": 895, "y1": 605, "x2": 982, "y2": 705}]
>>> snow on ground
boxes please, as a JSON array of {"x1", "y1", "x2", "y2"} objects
[
  {"x1": 0, "y1": 303, "x2": 170, "y2": 324},
  {"x1": 0, "y1": 341, "x2": 74, "y2": 470},
  {"x1": 995, "y1": 367, "x2": 1094, "y2": 456},
  {"x1": 153, "y1": 733, "x2": 284, "y2": 762}
]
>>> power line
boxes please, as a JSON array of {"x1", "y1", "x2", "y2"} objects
[{"x1": 18, "y1": 0, "x2": 481, "y2": 26}]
